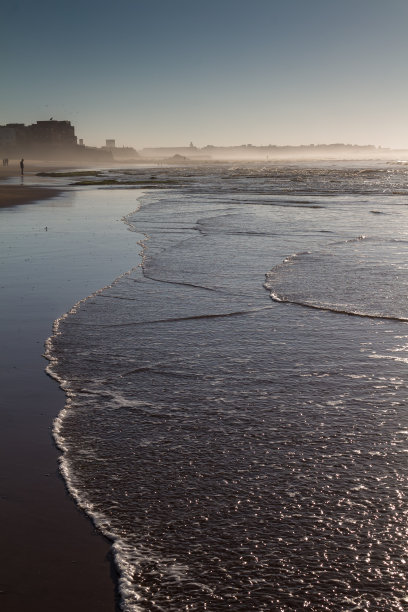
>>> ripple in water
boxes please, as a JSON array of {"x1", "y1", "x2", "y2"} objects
[{"x1": 47, "y1": 165, "x2": 408, "y2": 611}]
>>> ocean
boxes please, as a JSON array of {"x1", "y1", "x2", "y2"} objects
[{"x1": 45, "y1": 161, "x2": 408, "y2": 611}]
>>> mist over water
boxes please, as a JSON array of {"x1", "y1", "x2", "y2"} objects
[{"x1": 47, "y1": 162, "x2": 408, "y2": 611}]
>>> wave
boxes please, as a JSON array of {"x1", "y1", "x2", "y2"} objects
[
  {"x1": 268, "y1": 291, "x2": 408, "y2": 323},
  {"x1": 43, "y1": 201, "x2": 149, "y2": 612},
  {"x1": 141, "y1": 272, "x2": 220, "y2": 292},
  {"x1": 265, "y1": 236, "x2": 408, "y2": 323},
  {"x1": 46, "y1": 313, "x2": 143, "y2": 612},
  {"x1": 41, "y1": 166, "x2": 408, "y2": 611},
  {"x1": 57, "y1": 305, "x2": 274, "y2": 328}
]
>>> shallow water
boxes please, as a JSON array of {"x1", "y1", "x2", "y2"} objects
[
  {"x1": 47, "y1": 162, "x2": 408, "y2": 611},
  {"x1": 0, "y1": 187, "x2": 147, "y2": 610}
]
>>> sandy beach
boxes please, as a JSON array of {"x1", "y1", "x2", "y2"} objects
[
  {"x1": 0, "y1": 163, "x2": 140, "y2": 611},
  {"x1": 0, "y1": 163, "x2": 62, "y2": 208},
  {"x1": 0, "y1": 184, "x2": 62, "y2": 208}
]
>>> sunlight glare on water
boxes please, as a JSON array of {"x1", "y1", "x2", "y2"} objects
[{"x1": 47, "y1": 162, "x2": 408, "y2": 611}]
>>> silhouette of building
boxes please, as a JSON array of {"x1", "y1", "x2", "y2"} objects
[
  {"x1": 0, "y1": 126, "x2": 17, "y2": 148},
  {"x1": 30, "y1": 120, "x2": 77, "y2": 146},
  {"x1": 0, "y1": 119, "x2": 112, "y2": 161},
  {"x1": 141, "y1": 146, "x2": 199, "y2": 158},
  {"x1": 0, "y1": 119, "x2": 77, "y2": 151},
  {"x1": 102, "y1": 139, "x2": 138, "y2": 159}
]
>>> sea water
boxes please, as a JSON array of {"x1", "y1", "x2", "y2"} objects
[{"x1": 46, "y1": 162, "x2": 408, "y2": 611}]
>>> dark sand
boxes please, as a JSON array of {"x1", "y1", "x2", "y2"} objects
[
  {"x1": 0, "y1": 185, "x2": 62, "y2": 208},
  {"x1": 0, "y1": 166, "x2": 119, "y2": 611},
  {"x1": 0, "y1": 163, "x2": 63, "y2": 208}
]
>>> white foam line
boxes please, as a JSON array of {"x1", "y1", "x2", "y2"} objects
[{"x1": 43, "y1": 191, "x2": 154, "y2": 612}]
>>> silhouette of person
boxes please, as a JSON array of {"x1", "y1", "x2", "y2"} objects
[{"x1": 20, "y1": 158, "x2": 24, "y2": 175}]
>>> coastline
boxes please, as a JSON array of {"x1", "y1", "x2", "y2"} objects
[{"x1": 0, "y1": 168, "x2": 143, "y2": 611}]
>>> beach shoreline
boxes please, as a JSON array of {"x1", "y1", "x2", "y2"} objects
[
  {"x1": 0, "y1": 160, "x2": 87, "y2": 208},
  {"x1": 0, "y1": 166, "x2": 141, "y2": 611}
]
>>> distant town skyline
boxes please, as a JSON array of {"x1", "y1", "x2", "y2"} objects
[
  {"x1": 3, "y1": 0, "x2": 408, "y2": 149},
  {"x1": 2, "y1": 117, "x2": 404, "y2": 164}
]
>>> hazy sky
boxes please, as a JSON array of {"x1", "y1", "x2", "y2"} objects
[{"x1": 3, "y1": 0, "x2": 408, "y2": 149}]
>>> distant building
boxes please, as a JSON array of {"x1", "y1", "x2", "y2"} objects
[
  {"x1": 29, "y1": 120, "x2": 77, "y2": 146},
  {"x1": 0, "y1": 119, "x2": 76, "y2": 152},
  {"x1": 0, "y1": 119, "x2": 112, "y2": 161},
  {"x1": 141, "y1": 146, "x2": 199, "y2": 158},
  {"x1": 0, "y1": 126, "x2": 17, "y2": 148},
  {"x1": 102, "y1": 139, "x2": 138, "y2": 159}
]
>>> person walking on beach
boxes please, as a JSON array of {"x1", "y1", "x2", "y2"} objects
[{"x1": 20, "y1": 158, "x2": 24, "y2": 175}]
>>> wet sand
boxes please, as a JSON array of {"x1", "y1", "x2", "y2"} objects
[
  {"x1": 0, "y1": 166, "x2": 135, "y2": 611},
  {"x1": 0, "y1": 164, "x2": 61, "y2": 208},
  {"x1": 0, "y1": 184, "x2": 62, "y2": 208}
]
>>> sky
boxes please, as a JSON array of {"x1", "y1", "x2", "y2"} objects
[{"x1": 2, "y1": 0, "x2": 408, "y2": 149}]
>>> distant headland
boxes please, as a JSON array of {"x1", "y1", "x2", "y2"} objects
[{"x1": 1, "y1": 119, "x2": 406, "y2": 162}]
